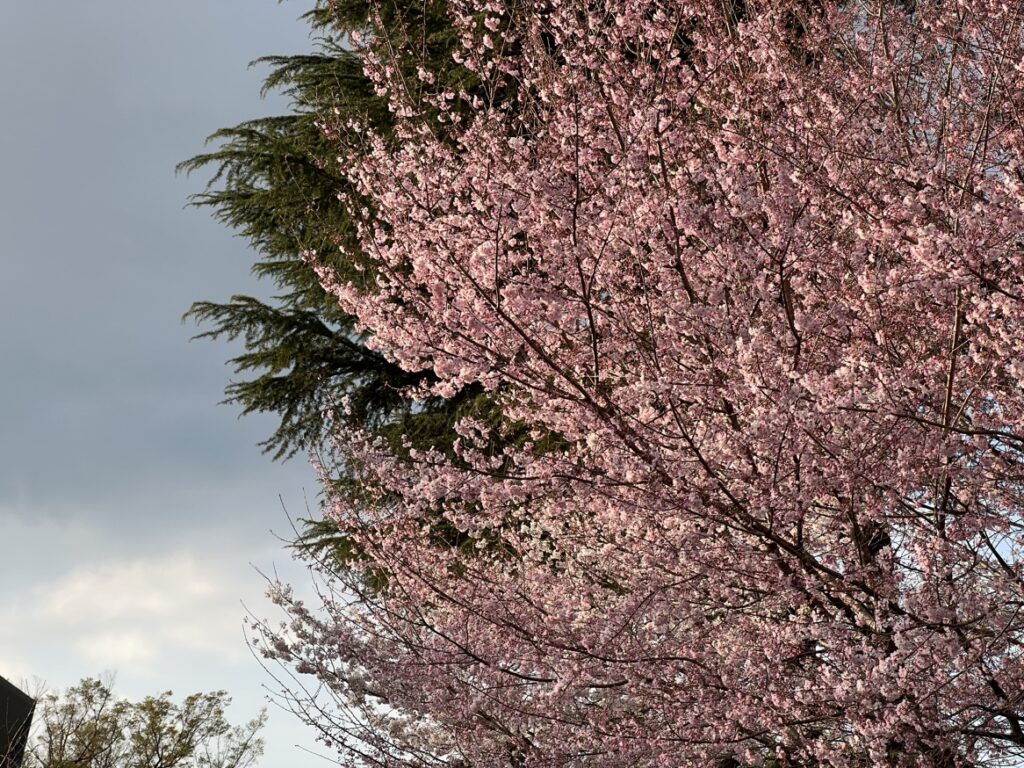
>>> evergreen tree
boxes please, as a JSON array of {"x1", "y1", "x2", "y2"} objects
[
  {"x1": 181, "y1": 1, "x2": 494, "y2": 564},
  {"x1": 182, "y1": 0, "x2": 712, "y2": 564}
]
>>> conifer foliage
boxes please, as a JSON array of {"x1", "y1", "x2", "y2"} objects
[
  {"x1": 253, "y1": 0, "x2": 1024, "y2": 765},
  {"x1": 182, "y1": 0, "x2": 493, "y2": 560},
  {"x1": 181, "y1": 1, "x2": 474, "y2": 464}
]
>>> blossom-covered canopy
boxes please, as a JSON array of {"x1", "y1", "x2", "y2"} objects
[{"x1": 265, "y1": 2, "x2": 1024, "y2": 765}]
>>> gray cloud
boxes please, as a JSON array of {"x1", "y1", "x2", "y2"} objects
[{"x1": 0, "y1": 2, "x2": 335, "y2": 765}]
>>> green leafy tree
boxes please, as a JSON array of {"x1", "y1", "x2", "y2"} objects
[{"x1": 22, "y1": 679, "x2": 264, "y2": 768}]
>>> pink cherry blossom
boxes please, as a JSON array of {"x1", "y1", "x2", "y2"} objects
[{"x1": 259, "y1": 2, "x2": 1024, "y2": 765}]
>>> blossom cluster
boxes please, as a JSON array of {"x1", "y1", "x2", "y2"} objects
[{"x1": 264, "y1": 2, "x2": 1024, "y2": 765}]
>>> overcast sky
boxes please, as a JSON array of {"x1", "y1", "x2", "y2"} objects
[{"x1": 0, "y1": 3, "x2": 333, "y2": 765}]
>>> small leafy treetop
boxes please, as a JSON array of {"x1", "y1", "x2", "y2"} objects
[
  {"x1": 22, "y1": 679, "x2": 264, "y2": 768},
  {"x1": 255, "y1": 0, "x2": 1024, "y2": 765}
]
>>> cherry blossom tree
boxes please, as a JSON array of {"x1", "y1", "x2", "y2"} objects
[{"x1": 259, "y1": 1, "x2": 1024, "y2": 765}]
